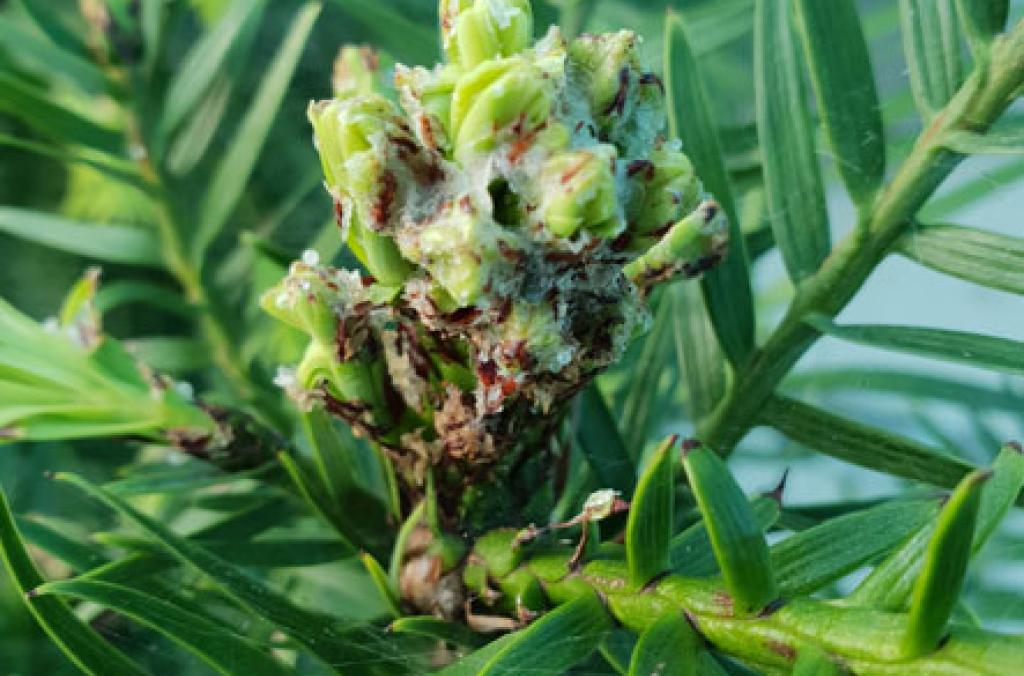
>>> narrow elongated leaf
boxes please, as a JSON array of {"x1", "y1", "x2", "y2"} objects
[
  {"x1": 670, "y1": 495, "x2": 780, "y2": 576},
  {"x1": 755, "y1": 0, "x2": 829, "y2": 282},
  {"x1": 15, "y1": 516, "x2": 108, "y2": 572},
  {"x1": 475, "y1": 592, "x2": 611, "y2": 675},
  {"x1": 897, "y1": 223, "x2": 1024, "y2": 295},
  {"x1": 808, "y1": 314, "x2": 1024, "y2": 376},
  {"x1": 327, "y1": 0, "x2": 436, "y2": 65},
  {"x1": 192, "y1": 1, "x2": 322, "y2": 264},
  {"x1": 389, "y1": 616, "x2": 486, "y2": 649},
  {"x1": 681, "y1": 442, "x2": 777, "y2": 615},
  {"x1": 0, "y1": 16, "x2": 105, "y2": 92},
  {"x1": 973, "y1": 442, "x2": 1024, "y2": 551},
  {"x1": 95, "y1": 280, "x2": 196, "y2": 318},
  {"x1": 793, "y1": 0, "x2": 884, "y2": 207},
  {"x1": 360, "y1": 552, "x2": 401, "y2": 617},
  {"x1": 0, "y1": 132, "x2": 146, "y2": 190},
  {"x1": 576, "y1": 386, "x2": 636, "y2": 497},
  {"x1": 129, "y1": 336, "x2": 209, "y2": 373},
  {"x1": 278, "y1": 450, "x2": 358, "y2": 551},
  {"x1": 18, "y1": 0, "x2": 89, "y2": 55},
  {"x1": 628, "y1": 613, "x2": 698, "y2": 676},
  {"x1": 0, "y1": 207, "x2": 163, "y2": 266},
  {"x1": 160, "y1": 0, "x2": 268, "y2": 136},
  {"x1": 902, "y1": 470, "x2": 988, "y2": 657},
  {"x1": 626, "y1": 437, "x2": 676, "y2": 585},
  {"x1": 762, "y1": 395, "x2": 979, "y2": 494},
  {"x1": 672, "y1": 282, "x2": 727, "y2": 427},
  {"x1": 37, "y1": 579, "x2": 289, "y2": 676},
  {"x1": 923, "y1": 157, "x2": 1024, "y2": 219},
  {"x1": 944, "y1": 123, "x2": 1024, "y2": 154},
  {"x1": 899, "y1": 0, "x2": 965, "y2": 117},
  {"x1": 956, "y1": 0, "x2": 1009, "y2": 52},
  {"x1": 390, "y1": 501, "x2": 426, "y2": 592},
  {"x1": 770, "y1": 498, "x2": 939, "y2": 597},
  {"x1": 622, "y1": 295, "x2": 675, "y2": 454},
  {"x1": 664, "y1": 11, "x2": 755, "y2": 366},
  {"x1": 55, "y1": 473, "x2": 414, "y2": 674},
  {"x1": 0, "y1": 491, "x2": 147, "y2": 676},
  {"x1": 0, "y1": 73, "x2": 123, "y2": 153}
]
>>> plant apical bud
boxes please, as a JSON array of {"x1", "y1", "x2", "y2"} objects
[
  {"x1": 333, "y1": 45, "x2": 380, "y2": 99},
  {"x1": 442, "y1": 0, "x2": 533, "y2": 69},
  {"x1": 627, "y1": 148, "x2": 700, "y2": 245},
  {"x1": 540, "y1": 145, "x2": 621, "y2": 238}
]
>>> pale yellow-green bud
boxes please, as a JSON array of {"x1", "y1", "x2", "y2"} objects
[
  {"x1": 624, "y1": 200, "x2": 728, "y2": 286},
  {"x1": 260, "y1": 264, "x2": 339, "y2": 346},
  {"x1": 333, "y1": 45, "x2": 379, "y2": 99},
  {"x1": 395, "y1": 64, "x2": 459, "y2": 151},
  {"x1": 568, "y1": 30, "x2": 641, "y2": 118},
  {"x1": 629, "y1": 148, "x2": 700, "y2": 240},
  {"x1": 450, "y1": 57, "x2": 552, "y2": 163},
  {"x1": 441, "y1": 0, "x2": 533, "y2": 69},
  {"x1": 540, "y1": 145, "x2": 621, "y2": 238}
]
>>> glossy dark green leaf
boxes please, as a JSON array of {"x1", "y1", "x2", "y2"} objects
[
  {"x1": 446, "y1": 592, "x2": 611, "y2": 675},
  {"x1": 192, "y1": 1, "x2": 322, "y2": 264},
  {"x1": 793, "y1": 0, "x2": 884, "y2": 207},
  {"x1": 771, "y1": 498, "x2": 939, "y2": 597},
  {"x1": 389, "y1": 616, "x2": 487, "y2": 649},
  {"x1": 897, "y1": 223, "x2": 1024, "y2": 295},
  {"x1": 628, "y1": 613, "x2": 698, "y2": 676},
  {"x1": 626, "y1": 437, "x2": 677, "y2": 585},
  {"x1": 0, "y1": 490, "x2": 147, "y2": 676},
  {"x1": 808, "y1": 314, "x2": 1024, "y2": 376},
  {"x1": 664, "y1": 11, "x2": 755, "y2": 366},
  {"x1": 762, "y1": 395, "x2": 978, "y2": 494},
  {"x1": 672, "y1": 282, "x2": 727, "y2": 427},
  {"x1": 160, "y1": 0, "x2": 269, "y2": 137},
  {"x1": 670, "y1": 496, "x2": 780, "y2": 576},
  {"x1": 755, "y1": 0, "x2": 830, "y2": 282},
  {"x1": 0, "y1": 72, "x2": 123, "y2": 153},
  {"x1": 576, "y1": 386, "x2": 636, "y2": 497},
  {"x1": 37, "y1": 579, "x2": 289, "y2": 676},
  {"x1": 55, "y1": 472, "x2": 414, "y2": 674},
  {"x1": 0, "y1": 207, "x2": 163, "y2": 266},
  {"x1": 903, "y1": 470, "x2": 988, "y2": 657},
  {"x1": 899, "y1": 0, "x2": 965, "y2": 117},
  {"x1": 681, "y1": 442, "x2": 777, "y2": 615}
]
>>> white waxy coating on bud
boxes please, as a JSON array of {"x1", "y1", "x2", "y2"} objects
[
  {"x1": 583, "y1": 489, "x2": 621, "y2": 521},
  {"x1": 442, "y1": 0, "x2": 533, "y2": 69},
  {"x1": 540, "y1": 145, "x2": 621, "y2": 238}
]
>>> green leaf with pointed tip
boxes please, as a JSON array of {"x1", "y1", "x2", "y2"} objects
[
  {"x1": 628, "y1": 613, "x2": 697, "y2": 676},
  {"x1": 15, "y1": 516, "x2": 108, "y2": 573},
  {"x1": 360, "y1": 552, "x2": 401, "y2": 617},
  {"x1": 974, "y1": 442, "x2": 1024, "y2": 552},
  {"x1": 899, "y1": 0, "x2": 965, "y2": 117},
  {"x1": 37, "y1": 579, "x2": 290, "y2": 676},
  {"x1": 278, "y1": 450, "x2": 359, "y2": 552},
  {"x1": 0, "y1": 132, "x2": 147, "y2": 191},
  {"x1": 771, "y1": 498, "x2": 939, "y2": 597},
  {"x1": 807, "y1": 314, "x2": 1024, "y2": 376},
  {"x1": 956, "y1": 0, "x2": 1009, "y2": 53},
  {"x1": 754, "y1": 0, "x2": 829, "y2": 282},
  {"x1": 902, "y1": 470, "x2": 989, "y2": 658},
  {"x1": 389, "y1": 616, "x2": 487, "y2": 649},
  {"x1": 791, "y1": 646, "x2": 840, "y2": 676},
  {"x1": 626, "y1": 437, "x2": 676, "y2": 585},
  {"x1": 0, "y1": 490, "x2": 148, "y2": 676},
  {"x1": 192, "y1": 1, "x2": 322, "y2": 265},
  {"x1": 54, "y1": 472, "x2": 415, "y2": 675},
  {"x1": 896, "y1": 223, "x2": 1024, "y2": 296},
  {"x1": 670, "y1": 496, "x2": 780, "y2": 576},
  {"x1": 468, "y1": 592, "x2": 610, "y2": 675},
  {"x1": 0, "y1": 207, "x2": 163, "y2": 266},
  {"x1": 793, "y1": 0, "x2": 884, "y2": 207},
  {"x1": 664, "y1": 11, "x2": 755, "y2": 366},
  {"x1": 576, "y1": 386, "x2": 636, "y2": 497},
  {"x1": 622, "y1": 296, "x2": 676, "y2": 454},
  {"x1": 944, "y1": 123, "x2": 1024, "y2": 154},
  {"x1": 761, "y1": 395, "x2": 979, "y2": 495},
  {"x1": 160, "y1": 0, "x2": 268, "y2": 137},
  {"x1": 389, "y1": 501, "x2": 426, "y2": 592},
  {"x1": 327, "y1": 0, "x2": 436, "y2": 65},
  {"x1": 681, "y1": 443, "x2": 777, "y2": 615},
  {"x1": 672, "y1": 283, "x2": 727, "y2": 427},
  {"x1": 0, "y1": 15, "x2": 106, "y2": 93}
]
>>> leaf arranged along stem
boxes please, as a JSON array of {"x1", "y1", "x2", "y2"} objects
[
  {"x1": 389, "y1": 616, "x2": 486, "y2": 650},
  {"x1": 807, "y1": 314, "x2": 1024, "y2": 376},
  {"x1": 664, "y1": 10, "x2": 755, "y2": 366},
  {"x1": 672, "y1": 283, "x2": 727, "y2": 427},
  {"x1": 681, "y1": 441, "x2": 777, "y2": 616},
  {"x1": 626, "y1": 436, "x2": 677, "y2": 585},
  {"x1": 754, "y1": 0, "x2": 830, "y2": 283},
  {"x1": 899, "y1": 0, "x2": 966, "y2": 117},
  {"x1": 956, "y1": 0, "x2": 1010, "y2": 56},
  {"x1": 902, "y1": 470, "x2": 989, "y2": 657},
  {"x1": 0, "y1": 491, "x2": 147, "y2": 676},
  {"x1": 628, "y1": 612, "x2": 698, "y2": 676},
  {"x1": 944, "y1": 122, "x2": 1024, "y2": 154},
  {"x1": 576, "y1": 386, "x2": 636, "y2": 496},
  {"x1": 793, "y1": 0, "x2": 885, "y2": 208},
  {"x1": 670, "y1": 495, "x2": 781, "y2": 576},
  {"x1": 897, "y1": 222, "x2": 1024, "y2": 295},
  {"x1": 791, "y1": 646, "x2": 841, "y2": 676},
  {"x1": 36, "y1": 579, "x2": 289, "y2": 676}
]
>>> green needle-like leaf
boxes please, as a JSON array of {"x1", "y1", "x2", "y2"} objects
[
  {"x1": 793, "y1": 0, "x2": 885, "y2": 208},
  {"x1": 672, "y1": 283, "x2": 727, "y2": 427},
  {"x1": 576, "y1": 385, "x2": 636, "y2": 497},
  {"x1": 973, "y1": 442, "x2": 1024, "y2": 552},
  {"x1": 36, "y1": 579, "x2": 290, "y2": 676},
  {"x1": 808, "y1": 314, "x2": 1024, "y2": 376},
  {"x1": 0, "y1": 490, "x2": 147, "y2": 676},
  {"x1": 897, "y1": 223, "x2": 1024, "y2": 295},
  {"x1": 902, "y1": 470, "x2": 989, "y2": 658},
  {"x1": 389, "y1": 616, "x2": 486, "y2": 649},
  {"x1": 681, "y1": 442, "x2": 777, "y2": 616},
  {"x1": 360, "y1": 552, "x2": 401, "y2": 618},
  {"x1": 670, "y1": 495, "x2": 780, "y2": 576},
  {"x1": 899, "y1": 0, "x2": 965, "y2": 117},
  {"x1": 626, "y1": 436, "x2": 677, "y2": 585},
  {"x1": 0, "y1": 15, "x2": 106, "y2": 93},
  {"x1": 754, "y1": 0, "x2": 830, "y2": 282},
  {"x1": 0, "y1": 207, "x2": 163, "y2": 267},
  {"x1": 944, "y1": 122, "x2": 1024, "y2": 154},
  {"x1": 327, "y1": 0, "x2": 436, "y2": 65},
  {"x1": 664, "y1": 10, "x2": 755, "y2": 366},
  {"x1": 192, "y1": 1, "x2": 322, "y2": 265},
  {"x1": 628, "y1": 612, "x2": 698, "y2": 676}
]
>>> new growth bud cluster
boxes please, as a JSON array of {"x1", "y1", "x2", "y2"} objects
[{"x1": 263, "y1": 0, "x2": 728, "y2": 495}]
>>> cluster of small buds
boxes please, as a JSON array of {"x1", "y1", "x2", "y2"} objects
[{"x1": 264, "y1": 0, "x2": 729, "y2": 491}]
